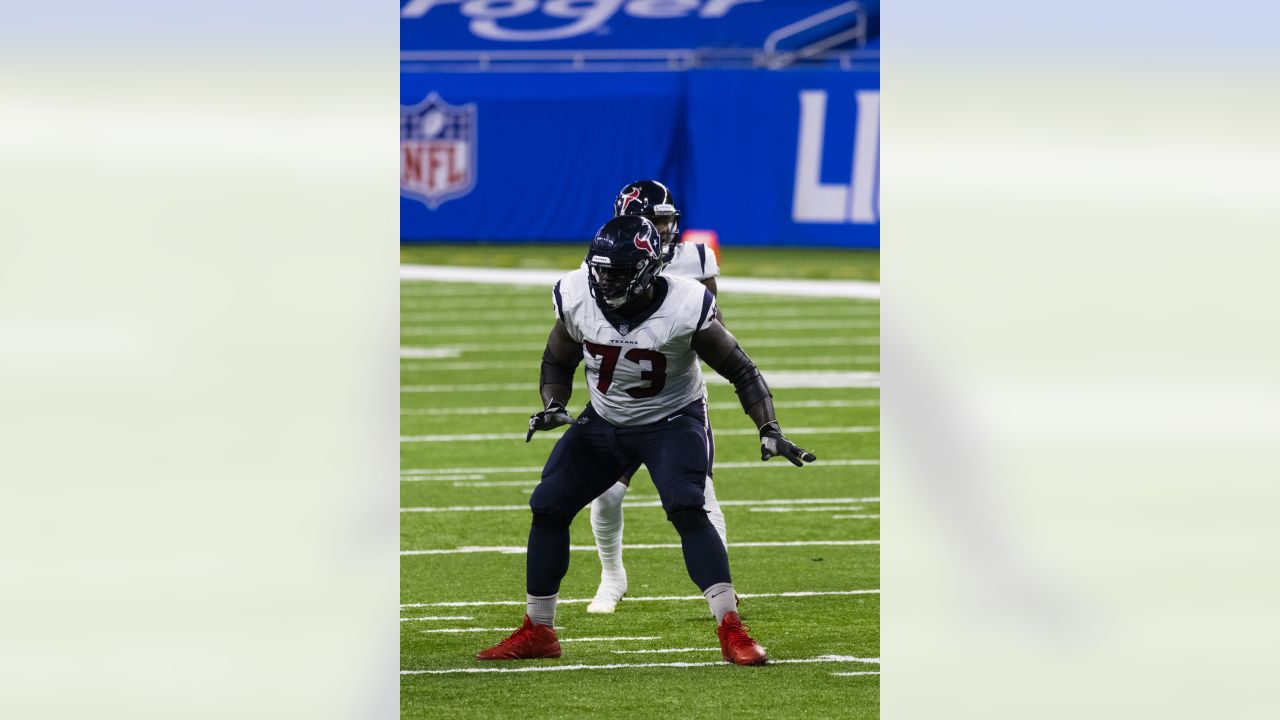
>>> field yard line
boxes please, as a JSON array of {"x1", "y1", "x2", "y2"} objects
[
  {"x1": 399, "y1": 399, "x2": 879, "y2": 415},
  {"x1": 401, "y1": 265, "x2": 879, "y2": 299},
  {"x1": 400, "y1": 426, "x2": 878, "y2": 443},
  {"x1": 401, "y1": 458, "x2": 878, "y2": 476},
  {"x1": 400, "y1": 654, "x2": 880, "y2": 675},
  {"x1": 401, "y1": 589, "x2": 879, "y2": 608},
  {"x1": 400, "y1": 320, "x2": 880, "y2": 336},
  {"x1": 399, "y1": 336, "x2": 878, "y2": 353},
  {"x1": 560, "y1": 636, "x2": 662, "y2": 643},
  {"x1": 705, "y1": 371, "x2": 879, "y2": 388},
  {"x1": 400, "y1": 359, "x2": 881, "y2": 372},
  {"x1": 398, "y1": 616, "x2": 474, "y2": 622},
  {"x1": 401, "y1": 540, "x2": 879, "y2": 556},
  {"x1": 401, "y1": 497, "x2": 880, "y2": 514},
  {"x1": 746, "y1": 505, "x2": 864, "y2": 512},
  {"x1": 400, "y1": 306, "x2": 879, "y2": 323},
  {"x1": 401, "y1": 373, "x2": 881, "y2": 392},
  {"x1": 418, "y1": 627, "x2": 555, "y2": 634},
  {"x1": 611, "y1": 647, "x2": 722, "y2": 654},
  {"x1": 831, "y1": 671, "x2": 881, "y2": 676}
]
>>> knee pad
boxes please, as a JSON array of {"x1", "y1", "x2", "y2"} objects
[
  {"x1": 530, "y1": 510, "x2": 573, "y2": 531},
  {"x1": 666, "y1": 506, "x2": 713, "y2": 536}
]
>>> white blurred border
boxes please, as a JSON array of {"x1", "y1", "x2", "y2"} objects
[
  {"x1": 886, "y1": 1, "x2": 1280, "y2": 717},
  {"x1": 0, "y1": 4, "x2": 397, "y2": 719}
]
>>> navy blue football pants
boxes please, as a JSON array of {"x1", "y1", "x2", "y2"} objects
[{"x1": 526, "y1": 399, "x2": 730, "y2": 596}]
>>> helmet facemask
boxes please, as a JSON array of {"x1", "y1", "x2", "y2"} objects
[
  {"x1": 588, "y1": 257, "x2": 659, "y2": 309},
  {"x1": 648, "y1": 204, "x2": 680, "y2": 264}
]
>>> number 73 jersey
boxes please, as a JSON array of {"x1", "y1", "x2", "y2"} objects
[{"x1": 553, "y1": 269, "x2": 718, "y2": 427}]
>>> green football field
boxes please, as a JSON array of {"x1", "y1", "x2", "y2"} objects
[{"x1": 401, "y1": 258, "x2": 879, "y2": 719}]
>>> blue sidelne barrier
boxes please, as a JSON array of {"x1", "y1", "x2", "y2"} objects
[{"x1": 401, "y1": 68, "x2": 879, "y2": 248}]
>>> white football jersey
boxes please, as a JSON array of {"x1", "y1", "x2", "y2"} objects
[
  {"x1": 553, "y1": 269, "x2": 717, "y2": 427},
  {"x1": 663, "y1": 240, "x2": 720, "y2": 281}
]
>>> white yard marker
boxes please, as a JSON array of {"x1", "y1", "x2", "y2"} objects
[
  {"x1": 401, "y1": 654, "x2": 879, "y2": 675},
  {"x1": 400, "y1": 458, "x2": 877, "y2": 477},
  {"x1": 401, "y1": 320, "x2": 878, "y2": 336},
  {"x1": 398, "y1": 616, "x2": 473, "y2": 622},
  {"x1": 831, "y1": 671, "x2": 881, "y2": 676},
  {"x1": 401, "y1": 497, "x2": 880, "y2": 514},
  {"x1": 400, "y1": 265, "x2": 879, "y2": 299},
  {"x1": 611, "y1": 647, "x2": 722, "y2": 655},
  {"x1": 399, "y1": 336, "x2": 877, "y2": 354},
  {"x1": 705, "y1": 371, "x2": 879, "y2": 389},
  {"x1": 400, "y1": 426, "x2": 877, "y2": 443},
  {"x1": 399, "y1": 399, "x2": 878, "y2": 416},
  {"x1": 752, "y1": 505, "x2": 867, "y2": 513},
  {"x1": 560, "y1": 636, "x2": 661, "y2": 643},
  {"x1": 418, "y1": 627, "x2": 556, "y2": 634},
  {"x1": 401, "y1": 589, "x2": 878, "y2": 608},
  {"x1": 401, "y1": 539, "x2": 879, "y2": 556}
]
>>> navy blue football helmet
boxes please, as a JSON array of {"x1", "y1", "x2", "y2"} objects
[
  {"x1": 613, "y1": 180, "x2": 680, "y2": 264},
  {"x1": 585, "y1": 215, "x2": 664, "y2": 309}
]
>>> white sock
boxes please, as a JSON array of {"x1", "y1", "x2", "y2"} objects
[
  {"x1": 704, "y1": 582, "x2": 737, "y2": 623},
  {"x1": 590, "y1": 481, "x2": 628, "y2": 580},
  {"x1": 704, "y1": 476, "x2": 727, "y2": 548},
  {"x1": 527, "y1": 593, "x2": 557, "y2": 627}
]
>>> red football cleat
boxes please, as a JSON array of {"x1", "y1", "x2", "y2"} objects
[
  {"x1": 716, "y1": 611, "x2": 767, "y2": 666},
  {"x1": 474, "y1": 615, "x2": 562, "y2": 661}
]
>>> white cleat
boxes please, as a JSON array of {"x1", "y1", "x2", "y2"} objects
[{"x1": 586, "y1": 575, "x2": 628, "y2": 614}]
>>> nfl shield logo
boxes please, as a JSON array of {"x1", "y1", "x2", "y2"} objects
[{"x1": 401, "y1": 93, "x2": 477, "y2": 209}]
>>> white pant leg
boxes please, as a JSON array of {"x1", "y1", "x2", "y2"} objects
[
  {"x1": 589, "y1": 481, "x2": 628, "y2": 579},
  {"x1": 703, "y1": 475, "x2": 727, "y2": 548}
]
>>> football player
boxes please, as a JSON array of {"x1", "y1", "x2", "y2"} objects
[
  {"x1": 475, "y1": 216, "x2": 815, "y2": 666},
  {"x1": 587, "y1": 180, "x2": 724, "y2": 614}
]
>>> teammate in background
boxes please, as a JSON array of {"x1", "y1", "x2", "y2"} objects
[
  {"x1": 587, "y1": 180, "x2": 723, "y2": 614},
  {"x1": 475, "y1": 216, "x2": 815, "y2": 666}
]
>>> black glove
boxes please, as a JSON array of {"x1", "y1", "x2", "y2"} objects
[
  {"x1": 759, "y1": 422, "x2": 817, "y2": 466},
  {"x1": 526, "y1": 401, "x2": 574, "y2": 442}
]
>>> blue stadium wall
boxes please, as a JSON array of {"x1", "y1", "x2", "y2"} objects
[{"x1": 400, "y1": 0, "x2": 879, "y2": 249}]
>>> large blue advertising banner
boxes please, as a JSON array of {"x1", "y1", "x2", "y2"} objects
[
  {"x1": 401, "y1": 68, "x2": 878, "y2": 248},
  {"x1": 683, "y1": 69, "x2": 879, "y2": 248},
  {"x1": 401, "y1": 0, "x2": 876, "y2": 52},
  {"x1": 401, "y1": 72, "x2": 686, "y2": 243}
]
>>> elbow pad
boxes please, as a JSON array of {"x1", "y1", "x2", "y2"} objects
[
  {"x1": 719, "y1": 344, "x2": 772, "y2": 412},
  {"x1": 540, "y1": 346, "x2": 578, "y2": 388}
]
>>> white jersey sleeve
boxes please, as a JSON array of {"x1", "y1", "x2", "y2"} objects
[
  {"x1": 557, "y1": 272, "x2": 715, "y2": 426},
  {"x1": 663, "y1": 240, "x2": 720, "y2": 282}
]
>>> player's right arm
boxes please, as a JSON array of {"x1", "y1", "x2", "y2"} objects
[{"x1": 527, "y1": 318, "x2": 582, "y2": 442}]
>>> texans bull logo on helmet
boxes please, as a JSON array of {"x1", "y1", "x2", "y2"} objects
[{"x1": 633, "y1": 231, "x2": 656, "y2": 256}]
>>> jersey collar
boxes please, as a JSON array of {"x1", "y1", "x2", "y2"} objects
[{"x1": 597, "y1": 277, "x2": 669, "y2": 336}]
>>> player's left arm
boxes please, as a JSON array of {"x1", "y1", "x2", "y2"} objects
[{"x1": 691, "y1": 319, "x2": 816, "y2": 466}]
